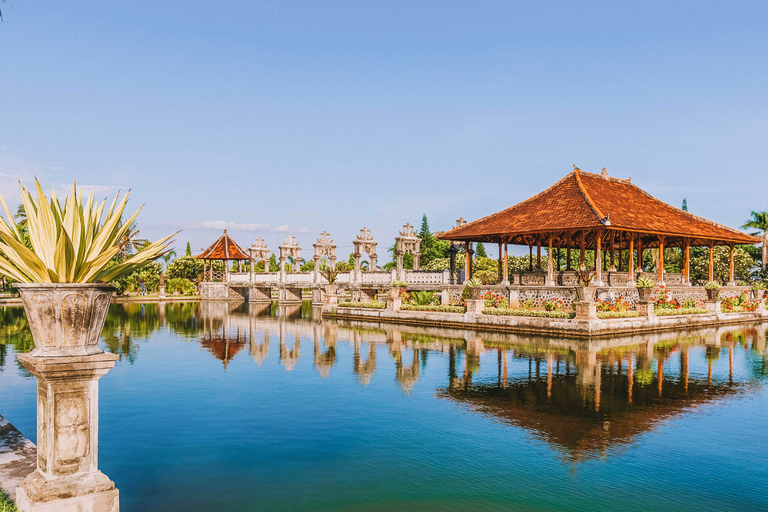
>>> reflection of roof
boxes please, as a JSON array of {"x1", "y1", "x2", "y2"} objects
[
  {"x1": 197, "y1": 230, "x2": 249, "y2": 260},
  {"x1": 438, "y1": 170, "x2": 759, "y2": 246},
  {"x1": 200, "y1": 335, "x2": 246, "y2": 367},
  {"x1": 439, "y1": 374, "x2": 742, "y2": 461}
]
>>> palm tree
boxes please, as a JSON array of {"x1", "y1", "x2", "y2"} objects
[
  {"x1": 117, "y1": 221, "x2": 149, "y2": 262},
  {"x1": 159, "y1": 250, "x2": 177, "y2": 270},
  {"x1": 14, "y1": 204, "x2": 27, "y2": 229},
  {"x1": 741, "y1": 210, "x2": 768, "y2": 270}
]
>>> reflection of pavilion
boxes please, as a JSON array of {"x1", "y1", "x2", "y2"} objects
[{"x1": 438, "y1": 331, "x2": 763, "y2": 462}]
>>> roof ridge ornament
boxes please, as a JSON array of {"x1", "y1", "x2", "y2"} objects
[
  {"x1": 601, "y1": 167, "x2": 608, "y2": 178},
  {"x1": 573, "y1": 164, "x2": 581, "y2": 172}
]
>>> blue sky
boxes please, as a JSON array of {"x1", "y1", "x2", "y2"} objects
[{"x1": 0, "y1": 1, "x2": 766, "y2": 259}]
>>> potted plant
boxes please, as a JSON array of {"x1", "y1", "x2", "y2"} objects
[
  {"x1": 705, "y1": 281, "x2": 721, "y2": 300},
  {"x1": 751, "y1": 281, "x2": 765, "y2": 300},
  {"x1": 320, "y1": 267, "x2": 340, "y2": 295},
  {"x1": 0, "y1": 181, "x2": 174, "y2": 357},
  {"x1": 390, "y1": 280, "x2": 407, "y2": 298},
  {"x1": 635, "y1": 276, "x2": 655, "y2": 301},
  {"x1": 575, "y1": 269, "x2": 596, "y2": 302},
  {"x1": 465, "y1": 277, "x2": 483, "y2": 299}
]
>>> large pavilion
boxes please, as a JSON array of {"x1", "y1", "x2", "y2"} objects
[{"x1": 438, "y1": 168, "x2": 759, "y2": 286}]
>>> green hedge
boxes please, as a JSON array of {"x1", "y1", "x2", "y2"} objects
[
  {"x1": 337, "y1": 301, "x2": 386, "y2": 309},
  {"x1": 483, "y1": 308, "x2": 575, "y2": 319},
  {"x1": 0, "y1": 488, "x2": 17, "y2": 512},
  {"x1": 401, "y1": 304, "x2": 465, "y2": 313},
  {"x1": 597, "y1": 311, "x2": 639, "y2": 319},
  {"x1": 655, "y1": 308, "x2": 708, "y2": 316}
]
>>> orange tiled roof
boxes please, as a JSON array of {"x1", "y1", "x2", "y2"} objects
[
  {"x1": 438, "y1": 170, "x2": 759, "y2": 246},
  {"x1": 197, "y1": 230, "x2": 250, "y2": 260}
]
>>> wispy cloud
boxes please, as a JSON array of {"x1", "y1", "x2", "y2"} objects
[{"x1": 198, "y1": 220, "x2": 310, "y2": 233}]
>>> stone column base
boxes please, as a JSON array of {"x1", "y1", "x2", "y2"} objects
[
  {"x1": 323, "y1": 294, "x2": 338, "y2": 306},
  {"x1": 17, "y1": 482, "x2": 118, "y2": 512},
  {"x1": 466, "y1": 299, "x2": 485, "y2": 315},
  {"x1": 386, "y1": 297, "x2": 402, "y2": 311},
  {"x1": 574, "y1": 301, "x2": 597, "y2": 320},
  {"x1": 636, "y1": 300, "x2": 655, "y2": 317},
  {"x1": 705, "y1": 299, "x2": 721, "y2": 313},
  {"x1": 440, "y1": 289, "x2": 450, "y2": 305}
]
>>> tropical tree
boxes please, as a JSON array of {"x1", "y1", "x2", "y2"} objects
[
  {"x1": 741, "y1": 210, "x2": 768, "y2": 270},
  {"x1": 117, "y1": 221, "x2": 149, "y2": 262},
  {"x1": 159, "y1": 250, "x2": 177, "y2": 270}
]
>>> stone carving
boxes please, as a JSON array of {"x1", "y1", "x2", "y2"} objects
[
  {"x1": 353, "y1": 228, "x2": 378, "y2": 281},
  {"x1": 249, "y1": 238, "x2": 270, "y2": 270},
  {"x1": 313, "y1": 231, "x2": 337, "y2": 283},
  {"x1": 394, "y1": 223, "x2": 422, "y2": 279},
  {"x1": 279, "y1": 235, "x2": 302, "y2": 275}
]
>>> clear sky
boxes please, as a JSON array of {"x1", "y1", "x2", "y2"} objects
[{"x1": 0, "y1": 1, "x2": 766, "y2": 260}]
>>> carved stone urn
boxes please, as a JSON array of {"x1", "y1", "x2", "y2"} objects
[
  {"x1": 469, "y1": 287, "x2": 483, "y2": 300},
  {"x1": 15, "y1": 283, "x2": 115, "y2": 357},
  {"x1": 636, "y1": 287, "x2": 654, "y2": 301},
  {"x1": 706, "y1": 288, "x2": 719, "y2": 300},
  {"x1": 575, "y1": 285, "x2": 596, "y2": 302}
]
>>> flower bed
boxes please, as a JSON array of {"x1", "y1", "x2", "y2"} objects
[
  {"x1": 654, "y1": 307, "x2": 707, "y2": 316},
  {"x1": 401, "y1": 304, "x2": 465, "y2": 313},
  {"x1": 597, "y1": 311, "x2": 639, "y2": 319},
  {"x1": 484, "y1": 307, "x2": 575, "y2": 319},
  {"x1": 337, "y1": 301, "x2": 386, "y2": 309}
]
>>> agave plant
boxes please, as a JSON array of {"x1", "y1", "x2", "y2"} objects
[
  {"x1": 410, "y1": 290, "x2": 437, "y2": 306},
  {"x1": 0, "y1": 180, "x2": 175, "y2": 283}
]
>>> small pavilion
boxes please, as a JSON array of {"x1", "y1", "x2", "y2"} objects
[
  {"x1": 438, "y1": 167, "x2": 760, "y2": 286},
  {"x1": 198, "y1": 230, "x2": 250, "y2": 282}
]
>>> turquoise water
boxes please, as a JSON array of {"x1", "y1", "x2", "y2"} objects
[{"x1": 1, "y1": 302, "x2": 768, "y2": 511}]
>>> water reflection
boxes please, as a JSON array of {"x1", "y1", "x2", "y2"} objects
[{"x1": 3, "y1": 301, "x2": 768, "y2": 467}]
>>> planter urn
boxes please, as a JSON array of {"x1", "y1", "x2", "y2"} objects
[
  {"x1": 636, "y1": 287, "x2": 654, "y2": 301},
  {"x1": 389, "y1": 286, "x2": 401, "y2": 299},
  {"x1": 706, "y1": 288, "x2": 719, "y2": 300},
  {"x1": 324, "y1": 284, "x2": 338, "y2": 296},
  {"x1": 754, "y1": 289, "x2": 765, "y2": 300},
  {"x1": 469, "y1": 287, "x2": 483, "y2": 300},
  {"x1": 576, "y1": 285, "x2": 596, "y2": 302},
  {"x1": 15, "y1": 283, "x2": 115, "y2": 357}
]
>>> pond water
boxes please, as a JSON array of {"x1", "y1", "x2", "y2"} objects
[{"x1": 1, "y1": 301, "x2": 768, "y2": 511}]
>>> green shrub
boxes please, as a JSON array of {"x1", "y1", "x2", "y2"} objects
[
  {"x1": 0, "y1": 488, "x2": 17, "y2": 512},
  {"x1": 597, "y1": 311, "x2": 639, "y2": 319},
  {"x1": 338, "y1": 301, "x2": 386, "y2": 309},
  {"x1": 483, "y1": 307, "x2": 575, "y2": 319},
  {"x1": 635, "y1": 276, "x2": 654, "y2": 288},
  {"x1": 410, "y1": 290, "x2": 438, "y2": 306},
  {"x1": 166, "y1": 256, "x2": 204, "y2": 281},
  {"x1": 705, "y1": 281, "x2": 721, "y2": 290},
  {"x1": 654, "y1": 307, "x2": 708, "y2": 316},
  {"x1": 401, "y1": 304, "x2": 465, "y2": 313},
  {"x1": 165, "y1": 277, "x2": 196, "y2": 296}
]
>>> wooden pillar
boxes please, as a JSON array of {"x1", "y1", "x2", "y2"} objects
[
  {"x1": 595, "y1": 231, "x2": 603, "y2": 285},
  {"x1": 546, "y1": 235, "x2": 555, "y2": 286},
  {"x1": 502, "y1": 242, "x2": 509, "y2": 285},
  {"x1": 609, "y1": 232, "x2": 616, "y2": 271},
  {"x1": 636, "y1": 237, "x2": 643, "y2": 273},
  {"x1": 579, "y1": 231, "x2": 586, "y2": 270},
  {"x1": 528, "y1": 243, "x2": 533, "y2": 271},
  {"x1": 497, "y1": 241, "x2": 503, "y2": 284},
  {"x1": 617, "y1": 232, "x2": 623, "y2": 271},
  {"x1": 708, "y1": 243, "x2": 714, "y2": 282},
  {"x1": 728, "y1": 244, "x2": 735, "y2": 285},
  {"x1": 684, "y1": 240, "x2": 691, "y2": 285},
  {"x1": 536, "y1": 235, "x2": 542, "y2": 270},
  {"x1": 658, "y1": 235, "x2": 665, "y2": 284},
  {"x1": 628, "y1": 235, "x2": 635, "y2": 282},
  {"x1": 566, "y1": 234, "x2": 572, "y2": 271},
  {"x1": 464, "y1": 242, "x2": 471, "y2": 282}
]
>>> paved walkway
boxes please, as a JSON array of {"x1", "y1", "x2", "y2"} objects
[{"x1": 0, "y1": 415, "x2": 35, "y2": 503}]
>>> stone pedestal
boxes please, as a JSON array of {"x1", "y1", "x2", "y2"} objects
[
  {"x1": 705, "y1": 299, "x2": 721, "y2": 313},
  {"x1": 158, "y1": 285, "x2": 166, "y2": 298},
  {"x1": 465, "y1": 299, "x2": 485, "y2": 315},
  {"x1": 440, "y1": 289, "x2": 449, "y2": 305},
  {"x1": 574, "y1": 300, "x2": 597, "y2": 320},
  {"x1": 386, "y1": 297, "x2": 402, "y2": 311},
  {"x1": 636, "y1": 300, "x2": 655, "y2": 317},
  {"x1": 16, "y1": 352, "x2": 119, "y2": 512},
  {"x1": 323, "y1": 293, "x2": 338, "y2": 306}
]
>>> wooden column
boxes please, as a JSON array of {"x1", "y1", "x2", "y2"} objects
[
  {"x1": 728, "y1": 244, "x2": 735, "y2": 285},
  {"x1": 595, "y1": 231, "x2": 603, "y2": 285},
  {"x1": 609, "y1": 232, "x2": 616, "y2": 271},
  {"x1": 617, "y1": 231, "x2": 623, "y2": 271},
  {"x1": 528, "y1": 243, "x2": 533, "y2": 271},
  {"x1": 684, "y1": 240, "x2": 691, "y2": 285},
  {"x1": 628, "y1": 235, "x2": 635, "y2": 282},
  {"x1": 658, "y1": 235, "x2": 665, "y2": 284},
  {"x1": 708, "y1": 243, "x2": 714, "y2": 281},
  {"x1": 536, "y1": 235, "x2": 542, "y2": 270},
  {"x1": 579, "y1": 231, "x2": 586, "y2": 270},
  {"x1": 465, "y1": 242, "x2": 471, "y2": 282},
  {"x1": 497, "y1": 241, "x2": 503, "y2": 284},
  {"x1": 502, "y1": 242, "x2": 509, "y2": 285},
  {"x1": 546, "y1": 235, "x2": 555, "y2": 286},
  {"x1": 636, "y1": 236, "x2": 643, "y2": 273},
  {"x1": 566, "y1": 234, "x2": 572, "y2": 271}
]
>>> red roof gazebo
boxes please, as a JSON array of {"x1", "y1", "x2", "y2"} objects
[{"x1": 198, "y1": 230, "x2": 250, "y2": 282}]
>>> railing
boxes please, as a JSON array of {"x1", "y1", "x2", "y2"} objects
[
  {"x1": 361, "y1": 271, "x2": 391, "y2": 285},
  {"x1": 252, "y1": 272, "x2": 278, "y2": 284},
  {"x1": 405, "y1": 270, "x2": 446, "y2": 285},
  {"x1": 228, "y1": 272, "x2": 250, "y2": 283},
  {"x1": 285, "y1": 272, "x2": 314, "y2": 286}
]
